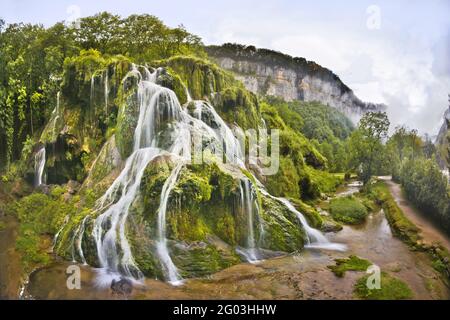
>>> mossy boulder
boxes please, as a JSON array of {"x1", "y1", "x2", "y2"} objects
[{"x1": 328, "y1": 255, "x2": 372, "y2": 277}]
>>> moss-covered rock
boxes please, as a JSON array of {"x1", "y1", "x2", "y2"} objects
[
  {"x1": 155, "y1": 56, "x2": 263, "y2": 130},
  {"x1": 328, "y1": 255, "x2": 372, "y2": 277}
]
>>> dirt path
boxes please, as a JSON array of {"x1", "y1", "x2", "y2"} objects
[{"x1": 385, "y1": 179, "x2": 450, "y2": 252}]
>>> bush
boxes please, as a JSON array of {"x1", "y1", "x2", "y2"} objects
[{"x1": 329, "y1": 196, "x2": 368, "y2": 224}]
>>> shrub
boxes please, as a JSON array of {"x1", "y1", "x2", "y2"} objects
[{"x1": 329, "y1": 196, "x2": 368, "y2": 224}]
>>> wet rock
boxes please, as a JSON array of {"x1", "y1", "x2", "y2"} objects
[
  {"x1": 66, "y1": 180, "x2": 80, "y2": 194},
  {"x1": 35, "y1": 184, "x2": 50, "y2": 195},
  {"x1": 321, "y1": 219, "x2": 343, "y2": 232},
  {"x1": 111, "y1": 277, "x2": 133, "y2": 295}
]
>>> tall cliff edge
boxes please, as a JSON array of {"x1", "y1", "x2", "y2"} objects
[{"x1": 206, "y1": 44, "x2": 387, "y2": 121}]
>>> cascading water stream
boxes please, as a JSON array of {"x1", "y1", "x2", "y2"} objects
[
  {"x1": 261, "y1": 189, "x2": 346, "y2": 251},
  {"x1": 69, "y1": 62, "x2": 344, "y2": 287},
  {"x1": 104, "y1": 72, "x2": 108, "y2": 114},
  {"x1": 235, "y1": 178, "x2": 263, "y2": 263},
  {"x1": 34, "y1": 147, "x2": 46, "y2": 187},
  {"x1": 155, "y1": 162, "x2": 185, "y2": 285},
  {"x1": 86, "y1": 67, "x2": 192, "y2": 285}
]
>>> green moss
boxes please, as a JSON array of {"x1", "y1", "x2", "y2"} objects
[
  {"x1": 367, "y1": 182, "x2": 420, "y2": 245},
  {"x1": 259, "y1": 195, "x2": 306, "y2": 252},
  {"x1": 9, "y1": 187, "x2": 79, "y2": 272},
  {"x1": 155, "y1": 55, "x2": 262, "y2": 130},
  {"x1": 115, "y1": 85, "x2": 139, "y2": 159},
  {"x1": 329, "y1": 196, "x2": 368, "y2": 225},
  {"x1": 0, "y1": 221, "x2": 6, "y2": 231},
  {"x1": 354, "y1": 272, "x2": 413, "y2": 300},
  {"x1": 288, "y1": 198, "x2": 323, "y2": 229},
  {"x1": 305, "y1": 166, "x2": 343, "y2": 195},
  {"x1": 328, "y1": 255, "x2": 372, "y2": 277},
  {"x1": 172, "y1": 243, "x2": 241, "y2": 278},
  {"x1": 15, "y1": 225, "x2": 51, "y2": 272}
]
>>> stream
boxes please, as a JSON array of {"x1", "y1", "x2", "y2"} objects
[{"x1": 2, "y1": 182, "x2": 449, "y2": 299}]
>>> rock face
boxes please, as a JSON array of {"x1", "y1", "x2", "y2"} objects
[
  {"x1": 436, "y1": 103, "x2": 450, "y2": 169},
  {"x1": 206, "y1": 44, "x2": 386, "y2": 121}
]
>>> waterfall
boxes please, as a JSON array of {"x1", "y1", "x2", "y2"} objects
[
  {"x1": 235, "y1": 178, "x2": 263, "y2": 263},
  {"x1": 89, "y1": 67, "x2": 193, "y2": 284},
  {"x1": 185, "y1": 85, "x2": 192, "y2": 103},
  {"x1": 70, "y1": 62, "x2": 345, "y2": 286},
  {"x1": 50, "y1": 91, "x2": 61, "y2": 141},
  {"x1": 190, "y1": 101, "x2": 244, "y2": 166},
  {"x1": 34, "y1": 147, "x2": 46, "y2": 187},
  {"x1": 263, "y1": 191, "x2": 346, "y2": 251},
  {"x1": 155, "y1": 162, "x2": 185, "y2": 285},
  {"x1": 104, "y1": 72, "x2": 108, "y2": 114}
]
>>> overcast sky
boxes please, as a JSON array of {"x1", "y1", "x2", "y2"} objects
[{"x1": 2, "y1": 0, "x2": 449, "y2": 135}]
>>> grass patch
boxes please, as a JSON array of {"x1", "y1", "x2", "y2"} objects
[
  {"x1": 0, "y1": 220, "x2": 6, "y2": 231},
  {"x1": 329, "y1": 196, "x2": 368, "y2": 224},
  {"x1": 328, "y1": 255, "x2": 372, "y2": 277},
  {"x1": 354, "y1": 272, "x2": 413, "y2": 300},
  {"x1": 367, "y1": 182, "x2": 420, "y2": 246}
]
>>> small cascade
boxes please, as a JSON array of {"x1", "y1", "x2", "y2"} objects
[
  {"x1": 189, "y1": 101, "x2": 244, "y2": 166},
  {"x1": 51, "y1": 92, "x2": 61, "y2": 141},
  {"x1": 34, "y1": 147, "x2": 46, "y2": 187},
  {"x1": 263, "y1": 191, "x2": 346, "y2": 251},
  {"x1": 104, "y1": 71, "x2": 109, "y2": 115},
  {"x1": 155, "y1": 162, "x2": 185, "y2": 285},
  {"x1": 236, "y1": 178, "x2": 263, "y2": 263},
  {"x1": 185, "y1": 85, "x2": 192, "y2": 103}
]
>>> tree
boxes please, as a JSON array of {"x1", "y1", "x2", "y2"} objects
[{"x1": 348, "y1": 112, "x2": 390, "y2": 184}]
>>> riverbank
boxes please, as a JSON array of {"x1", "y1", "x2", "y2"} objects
[
  {"x1": 0, "y1": 215, "x2": 22, "y2": 299},
  {"x1": 385, "y1": 179, "x2": 450, "y2": 252}
]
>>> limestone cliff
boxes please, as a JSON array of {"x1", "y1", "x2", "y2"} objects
[
  {"x1": 436, "y1": 103, "x2": 450, "y2": 169},
  {"x1": 206, "y1": 44, "x2": 386, "y2": 121}
]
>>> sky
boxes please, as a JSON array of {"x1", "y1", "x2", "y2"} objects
[{"x1": 2, "y1": 0, "x2": 450, "y2": 136}]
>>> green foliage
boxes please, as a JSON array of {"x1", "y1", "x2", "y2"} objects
[
  {"x1": 347, "y1": 112, "x2": 390, "y2": 184},
  {"x1": 328, "y1": 255, "x2": 372, "y2": 277},
  {"x1": 399, "y1": 158, "x2": 450, "y2": 234},
  {"x1": 260, "y1": 102, "x2": 335, "y2": 200},
  {"x1": 263, "y1": 97, "x2": 353, "y2": 172},
  {"x1": 354, "y1": 272, "x2": 413, "y2": 300},
  {"x1": 9, "y1": 187, "x2": 78, "y2": 272},
  {"x1": 329, "y1": 196, "x2": 368, "y2": 224},
  {"x1": 0, "y1": 13, "x2": 205, "y2": 173},
  {"x1": 158, "y1": 55, "x2": 262, "y2": 130},
  {"x1": 367, "y1": 182, "x2": 420, "y2": 245}
]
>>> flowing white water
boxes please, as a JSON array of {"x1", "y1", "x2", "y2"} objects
[
  {"x1": 34, "y1": 147, "x2": 46, "y2": 187},
  {"x1": 90, "y1": 67, "x2": 194, "y2": 284},
  {"x1": 70, "y1": 62, "x2": 344, "y2": 286},
  {"x1": 190, "y1": 101, "x2": 244, "y2": 166},
  {"x1": 262, "y1": 190, "x2": 346, "y2": 252},
  {"x1": 104, "y1": 71, "x2": 108, "y2": 114},
  {"x1": 235, "y1": 178, "x2": 262, "y2": 263},
  {"x1": 155, "y1": 162, "x2": 185, "y2": 285}
]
